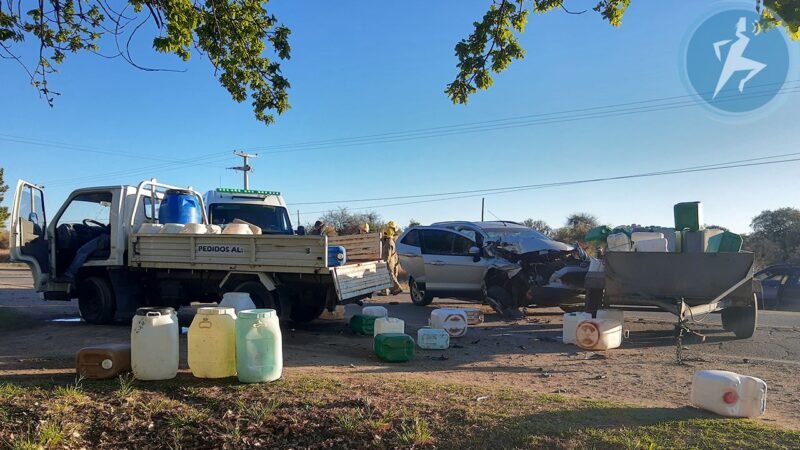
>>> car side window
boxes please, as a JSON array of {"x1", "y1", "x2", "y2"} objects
[
  {"x1": 421, "y1": 230, "x2": 475, "y2": 256},
  {"x1": 401, "y1": 229, "x2": 420, "y2": 247}
]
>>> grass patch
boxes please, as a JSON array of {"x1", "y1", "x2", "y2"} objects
[
  {"x1": 0, "y1": 373, "x2": 797, "y2": 449},
  {"x1": 115, "y1": 373, "x2": 136, "y2": 400}
]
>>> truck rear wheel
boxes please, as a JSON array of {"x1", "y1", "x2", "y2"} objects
[
  {"x1": 721, "y1": 294, "x2": 758, "y2": 339},
  {"x1": 233, "y1": 281, "x2": 280, "y2": 315},
  {"x1": 78, "y1": 276, "x2": 116, "y2": 325}
]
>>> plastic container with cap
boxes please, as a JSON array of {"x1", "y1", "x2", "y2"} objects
[
  {"x1": 463, "y1": 308, "x2": 485, "y2": 325},
  {"x1": 691, "y1": 370, "x2": 767, "y2": 418},
  {"x1": 575, "y1": 319, "x2": 623, "y2": 351},
  {"x1": 76, "y1": 343, "x2": 131, "y2": 380},
  {"x1": 417, "y1": 328, "x2": 450, "y2": 350},
  {"x1": 188, "y1": 307, "x2": 237, "y2": 379},
  {"x1": 220, "y1": 292, "x2": 256, "y2": 314},
  {"x1": 373, "y1": 317, "x2": 405, "y2": 337},
  {"x1": 131, "y1": 307, "x2": 179, "y2": 381},
  {"x1": 350, "y1": 314, "x2": 378, "y2": 335},
  {"x1": 236, "y1": 309, "x2": 283, "y2": 383},
  {"x1": 429, "y1": 308, "x2": 468, "y2": 337},
  {"x1": 159, "y1": 189, "x2": 203, "y2": 224},
  {"x1": 562, "y1": 312, "x2": 593, "y2": 344},
  {"x1": 374, "y1": 333, "x2": 415, "y2": 362},
  {"x1": 361, "y1": 306, "x2": 388, "y2": 318}
]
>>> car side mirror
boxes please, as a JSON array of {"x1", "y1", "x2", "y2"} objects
[
  {"x1": 469, "y1": 246, "x2": 481, "y2": 262},
  {"x1": 296, "y1": 226, "x2": 306, "y2": 236}
]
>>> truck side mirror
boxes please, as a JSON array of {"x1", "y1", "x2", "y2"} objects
[{"x1": 296, "y1": 226, "x2": 306, "y2": 236}]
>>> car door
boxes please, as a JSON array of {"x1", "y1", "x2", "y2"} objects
[
  {"x1": 396, "y1": 229, "x2": 424, "y2": 283},
  {"x1": 10, "y1": 180, "x2": 49, "y2": 290},
  {"x1": 420, "y1": 228, "x2": 486, "y2": 296},
  {"x1": 778, "y1": 273, "x2": 800, "y2": 309}
]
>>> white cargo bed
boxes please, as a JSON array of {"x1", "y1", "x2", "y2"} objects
[{"x1": 129, "y1": 232, "x2": 393, "y2": 300}]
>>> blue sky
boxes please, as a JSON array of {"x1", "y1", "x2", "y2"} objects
[{"x1": 1, "y1": 1, "x2": 799, "y2": 233}]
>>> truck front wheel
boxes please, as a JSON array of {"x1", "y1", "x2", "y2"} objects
[
  {"x1": 233, "y1": 281, "x2": 280, "y2": 315},
  {"x1": 78, "y1": 276, "x2": 116, "y2": 325}
]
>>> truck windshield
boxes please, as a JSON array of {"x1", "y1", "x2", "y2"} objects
[{"x1": 209, "y1": 204, "x2": 293, "y2": 234}]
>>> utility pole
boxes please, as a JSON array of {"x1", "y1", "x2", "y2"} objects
[
  {"x1": 228, "y1": 151, "x2": 258, "y2": 189},
  {"x1": 481, "y1": 198, "x2": 485, "y2": 222}
]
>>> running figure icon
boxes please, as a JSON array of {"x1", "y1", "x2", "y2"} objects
[{"x1": 712, "y1": 17, "x2": 766, "y2": 99}]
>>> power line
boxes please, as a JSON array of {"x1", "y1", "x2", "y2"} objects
[
  {"x1": 293, "y1": 155, "x2": 800, "y2": 217},
  {"x1": 0, "y1": 133, "x2": 229, "y2": 169},
  {"x1": 293, "y1": 150, "x2": 800, "y2": 206},
  {"x1": 241, "y1": 80, "x2": 800, "y2": 154}
]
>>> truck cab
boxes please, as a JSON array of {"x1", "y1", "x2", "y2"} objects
[{"x1": 204, "y1": 188, "x2": 295, "y2": 235}]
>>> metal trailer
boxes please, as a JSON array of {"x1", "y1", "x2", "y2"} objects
[{"x1": 583, "y1": 252, "x2": 761, "y2": 340}]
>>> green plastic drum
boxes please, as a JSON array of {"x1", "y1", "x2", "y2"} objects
[
  {"x1": 374, "y1": 333, "x2": 415, "y2": 362},
  {"x1": 349, "y1": 314, "x2": 378, "y2": 335}
]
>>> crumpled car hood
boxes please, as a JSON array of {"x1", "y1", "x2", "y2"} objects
[{"x1": 494, "y1": 235, "x2": 574, "y2": 255}]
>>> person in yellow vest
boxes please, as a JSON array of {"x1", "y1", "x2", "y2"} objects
[{"x1": 381, "y1": 221, "x2": 403, "y2": 295}]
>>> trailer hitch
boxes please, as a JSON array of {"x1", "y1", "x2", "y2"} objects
[{"x1": 673, "y1": 320, "x2": 707, "y2": 365}]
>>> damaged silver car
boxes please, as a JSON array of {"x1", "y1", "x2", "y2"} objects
[{"x1": 396, "y1": 221, "x2": 589, "y2": 317}]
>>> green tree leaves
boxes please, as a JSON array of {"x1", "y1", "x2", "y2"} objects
[
  {"x1": 0, "y1": 168, "x2": 9, "y2": 229},
  {"x1": 0, "y1": 1, "x2": 290, "y2": 124}
]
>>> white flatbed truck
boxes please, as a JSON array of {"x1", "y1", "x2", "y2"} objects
[{"x1": 10, "y1": 179, "x2": 392, "y2": 324}]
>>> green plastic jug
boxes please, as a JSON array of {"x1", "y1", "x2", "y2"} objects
[
  {"x1": 236, "y1": 309, "x2": 283, "y2": 383},
  {"x1": 374, "y1": 333, "x2": 415, "y2": 362},
  {"x1": 706, "y1": 231, "x2": 743, "y2": 253},
  {"x1": 674, "y1": 202, "x2": 703, "y2": 231},
  {"x1": 350, "y1": 314, "x2": 378, "y2": 335}
]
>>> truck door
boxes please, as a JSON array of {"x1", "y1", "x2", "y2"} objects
[{"x1": 10, "y1": 180, "x2": 49, "y2": 290}]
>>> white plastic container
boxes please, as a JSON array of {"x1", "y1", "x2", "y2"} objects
[
  {"x1": 206, "y1": 224, "x2": 223, "y2": 234},
  {"x1": 596, "y1": 309, "x2": 624, "y2": 324},
  {"x1": 131, "y1": 307, "x2": 179, "y2": 381},
  {"x1": 633, "y1": 238, "x2": 669, "y2": 252},
  {"x1": 236, "y1": 309, "x2": 283, "y2": 383},
  {"x1": 219, "y1": 292, "x2": 256, "y2": 314},
  {"x1": 690, "y1": 370, "x2": 767, "y2": 418},
  {"x1": 180, "y1": 223, "x2": 208, "y2": 234},
  {"x1": 188, "y1": 307, "x2": 237, "y2": 378},
  {"x1": 374, "y1": 317, "x2": 405, "y2": 336},
  {"x1": 362, "y1": 306, "x2": 388, "y2": 318},
  {"x1": 223, "y1": 223, "x2": 253, "y2": 235},
  {"x1": 137, "y1": 223, "x2": 163, "y2": 234},
  {"x1": 463, "y1": 308, "x2": 484, "y2": 325},
  {"x1": 575, "y1": 319, "x2": 623, "y2": 350},
  {"x1": 562, "y1": 312, "x2": 593, "y2": 344},
  {"x1": 160, "y1": 223, "x2": 186, "y2": 234},
  {"x1": 607, "y1": 233, "x2": 631, "y2": 252},
  {"x1": 417, "y1": 327, "x2": 450, "y2": 350},
  {"x1": 430, "y1": 308, "x2": 468, "y2": 338},
  {"x1": 631, "y1": 232, "x2": 665, "y2": 243},
  {"x1": 344, "y1": 304, "x2": 362, "y2": 322}
]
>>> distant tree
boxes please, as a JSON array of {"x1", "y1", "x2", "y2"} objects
[
  {"x1": 749, "y1": 208, "x2": 800, "y2": 264},
  {"x1": 318, "y1": 208, "x2": 385, "y2": 235},
  {"x1": 0, "y1": 168, "x2": 8, "y2": 230},
  {"x1": 408, "y1": 219, "x2": 421, "y2": 228},
  {"x1": 554, "y1": 212, "x2": 599, "y2": 247},
  {"x1": 521, "y1": 218, "x2": 552, "y2": 236}
]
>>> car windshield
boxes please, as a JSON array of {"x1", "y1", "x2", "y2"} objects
[
  {"x1": 209, "y1": 204, "x2": 293, "y2": 234},
  {"x1": 483, "y1": 227, "x2": 551, "y2": 242}
]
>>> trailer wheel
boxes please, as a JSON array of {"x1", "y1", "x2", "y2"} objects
[
  {"x1": 78, "y1": 276, "x2": 116, "y2": 325},
  {"x1": 233, "y1": 281, "x2": 280, "y2": 315},
  {"x1": 721, "y1": 294, "x2": 758, "y2": 339},
  {"x1": 409, "y1": 278, "x2": 433, "y2": 306}
]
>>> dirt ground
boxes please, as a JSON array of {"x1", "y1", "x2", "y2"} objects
[{"x1": 1, "y1": 267, "x2": 799, "y2": 430}]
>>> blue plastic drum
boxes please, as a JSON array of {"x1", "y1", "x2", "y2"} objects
[{"x1": 159, "y1": 189, "x2": 203, "y2": 224}]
